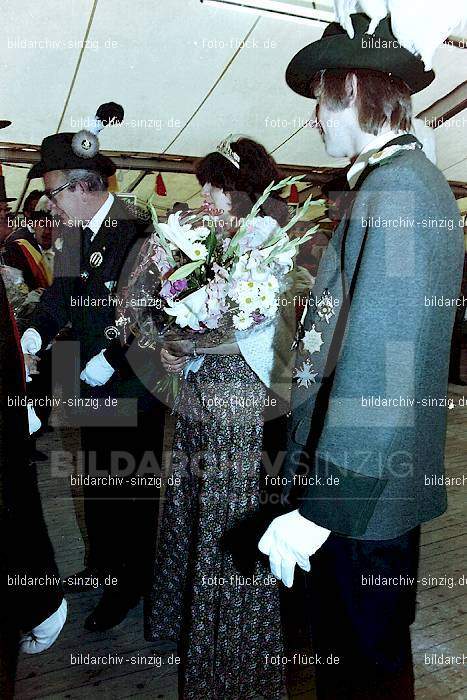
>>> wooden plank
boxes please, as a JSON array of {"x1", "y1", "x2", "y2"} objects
[{"x1": 413, "y1": 597, "x2": 467, "y2": 629}]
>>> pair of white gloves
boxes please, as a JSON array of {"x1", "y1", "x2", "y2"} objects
[
  {"x1": 21, "y1": 330, "x2": 113, "y2": 429},
  {"x1": 20, "y1": 599, "x2": 67, "y2": 654},
  {"x1": 21, "y1": 328, "x2": 115, "y2": 390}
]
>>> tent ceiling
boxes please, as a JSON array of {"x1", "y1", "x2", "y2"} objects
[{"x1": 1, "y1": 0, "x2": 466, "y2": 209}]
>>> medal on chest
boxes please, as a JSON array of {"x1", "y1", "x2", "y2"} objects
[
  {"x1": 90, "y1": 250, "x2": 104, "y2": 267},
  {"x1": 81, "y1": 245, "x2": 107, "y2": 281}
]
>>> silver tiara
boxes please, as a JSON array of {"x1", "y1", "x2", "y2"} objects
[{"x1": 216, "y1": 134, "x2": 240, "y2": 169}]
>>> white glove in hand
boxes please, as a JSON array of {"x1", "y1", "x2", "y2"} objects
[
  {"x1": 27, "y1": 403, "x2": 41, "y2": 435},
  {"x1": 258, "y1": 509, "x2": 331, "y2": 588},
  {"x1": 21, "y1": 328, "x2": 42, "y2": 355},
  {"x1": 20, "y1": 598, "x2": 67, "y2": 654},
  {"x1": 80, "y1": 349, "x2": 115, "y2": 387}
]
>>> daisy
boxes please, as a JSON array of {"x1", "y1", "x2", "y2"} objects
[{"x1": 233, "y1": 311, "x2": 253, "y2": 331}]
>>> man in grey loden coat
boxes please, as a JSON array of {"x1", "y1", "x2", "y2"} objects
[{"x1": 259, "y1": 13, "x2": 464, "y2": 700}]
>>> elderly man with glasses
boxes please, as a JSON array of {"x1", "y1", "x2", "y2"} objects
[{"x1": 20, "y1": 130, "x2": 165, "y2": 633}]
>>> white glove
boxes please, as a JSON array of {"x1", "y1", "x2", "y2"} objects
[
  {"x1": 24, "y1": 360, "x2": 32, "y2": 384},
  {"x1": 27, "y1": 403, "x2": 41, "y2": 435},
  {"x1": 80, "y1": 349, "x2": 115, "y2": 387},
  {"x1": 20, "y1": 598, "x2": 67, "y2": 654},
  {"x1": 258, "y1": 509, "x2": 331, "y2": 588},
  {"x1": 21, "y1": 328, "x2": 42, "y2": 355}
]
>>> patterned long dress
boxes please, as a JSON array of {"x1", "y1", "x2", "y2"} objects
[{"x1": 145, "y1": 354, "x2": 285, "y2": 699}]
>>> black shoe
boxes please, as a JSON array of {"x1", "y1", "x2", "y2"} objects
[
  {"x1": 84, "y1": 591, "x2": 139, "y2": 632},
  {"x1": 63, "y1": 567, "x2": 102, "y2": 593}
]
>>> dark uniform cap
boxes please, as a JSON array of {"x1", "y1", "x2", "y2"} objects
[{"x1": 29, "y1": 132, "x2": 117, "y2": 179}]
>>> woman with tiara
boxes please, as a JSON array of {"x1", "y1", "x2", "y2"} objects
[{"x1": 145, "y1": 137, "x2": 297, "y2": 699}]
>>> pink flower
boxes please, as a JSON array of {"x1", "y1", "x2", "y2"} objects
[
  {"x1": 160, "y1": 278, "x2": 188, "y2": 300},
  {"x1": 238, "y1": 216, "x2": 279, "y2": 254},
  {"x1": 160, "y1": 281, "x2": 172, "y2": 300}
]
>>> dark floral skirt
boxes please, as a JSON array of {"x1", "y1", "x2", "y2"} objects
[{"x1": 145, "y1": 354, "x2": 285, "y2": 699}]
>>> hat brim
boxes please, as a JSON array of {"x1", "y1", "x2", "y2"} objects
[
  {"x1": 286, "y1": 33, "x2": 435, "y2": 98},
  {"x1": 28, "y1": 153, "x2": 116, "y2": 180}
]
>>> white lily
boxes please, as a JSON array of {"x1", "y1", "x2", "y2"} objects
[
  {"x1": 158, "y1": 213, "x2": 210, "y2": 262},
  {"x1": 165, "y1": 286, "x2": 209, "y2": 330}
]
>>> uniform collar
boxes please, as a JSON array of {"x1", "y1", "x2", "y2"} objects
[
  {"x1": 87, "y1": 192, "x2": 114, "y2": 239},
  {"x1": 347, "y1": 131, "x2": 403, "y2": 190}
]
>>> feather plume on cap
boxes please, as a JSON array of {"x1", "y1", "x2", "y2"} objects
[
  {"x1": 72, "y1": 102, "x2": 124, "y2": 159},
  {"x1": 334, "y1": 0, "x2": 466, "y2": 70}
]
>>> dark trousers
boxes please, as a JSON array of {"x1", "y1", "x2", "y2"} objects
[
  {"x1": 81, "y1": 405, "x2": 164, "y2": 599},
  {"x1": 449, "y1": 318, "x2": 465, "y2": 383},
  {"x1": 307, "y1": 527, "x2": 420, "y2": 700},
  {"x1": 6, "y1": 463, "x2": 63, "y2": 631}
]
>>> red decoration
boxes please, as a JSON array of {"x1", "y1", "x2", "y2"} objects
[
  {"x1": 156, "y1": 172, "x2": 167, "y2": 196},
  {"x1": 288, "y1": 184, "x2": 299, "y2": 204}
]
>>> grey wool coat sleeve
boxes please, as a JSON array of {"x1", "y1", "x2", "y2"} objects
[{"x1": 284, "y1": 147, "x2": 464, "y2": 540}]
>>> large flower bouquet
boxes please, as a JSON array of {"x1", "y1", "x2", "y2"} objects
[{"x1": 118, "y1": 176, "x2": 321, "y2": 397}]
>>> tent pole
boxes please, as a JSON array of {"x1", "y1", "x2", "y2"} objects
[{"x1": 14, "y1": 178, "x2": 30, "y2": 216}]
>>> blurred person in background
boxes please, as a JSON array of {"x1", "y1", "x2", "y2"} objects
[{"x1": 1, "y1": 274, "x2": 66, "y2": 689}]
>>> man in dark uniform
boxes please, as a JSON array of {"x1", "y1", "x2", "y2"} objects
[
  {"x1": 21, "y1": 125, "x2": 165, "y2": 632},
  {"x1": 259, "y1": 14, "x2": 464, "y2": 699}
]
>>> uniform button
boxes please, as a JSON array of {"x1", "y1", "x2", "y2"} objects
[{"x1": 104, "y1": 326, "x2": 119, "y2": 340}]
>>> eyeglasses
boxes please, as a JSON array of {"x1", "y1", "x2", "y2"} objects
[{"x1": 43, "y1": 180, "x2": 74, "y2": 203}]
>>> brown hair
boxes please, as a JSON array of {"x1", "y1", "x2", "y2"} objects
[
  {"x1": 311, "y1": 68, "x2": 412, "y2": 135},
  {"x1": 195, "y1": 137, "x2": 287, "y2": 225},
  {"x1": 195, "y1": 138, "x2": 284, "y2": 197}
]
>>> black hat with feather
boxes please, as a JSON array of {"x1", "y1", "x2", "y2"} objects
[
  {"x1": 29, "y1": 102, "x2": 124, "y2": 179},
  {"x1": 286, "y1": 13, "x2": 435, "y2": 98}
]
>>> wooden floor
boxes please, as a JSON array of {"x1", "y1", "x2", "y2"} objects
[{"x1": 14, "y1": 383, "x2": 467, "y2": 699}]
